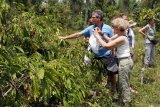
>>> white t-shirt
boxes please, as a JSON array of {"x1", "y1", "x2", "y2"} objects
[{"x1": 116, "y1": 36, "x2": 130, "y2": 58}]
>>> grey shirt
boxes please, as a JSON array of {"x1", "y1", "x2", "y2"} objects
[{"x1": 145, "y1": 24, "x2": 156, "y2": 43}]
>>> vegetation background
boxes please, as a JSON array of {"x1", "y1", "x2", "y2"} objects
[{"x1": 0, "y1": 0, "x2": 160, "y2": 106}]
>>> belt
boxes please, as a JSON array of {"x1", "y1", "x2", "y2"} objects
[{"x1": 118, "y1": 56, "x2": 131, "y2": 60}]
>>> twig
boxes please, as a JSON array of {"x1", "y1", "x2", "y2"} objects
[
  {"x1": 17, "y1": 75, "x2": 30, "y2": 88},
  {"x1": 3, "y1": 85, "x2": 13, "y2": 97}
]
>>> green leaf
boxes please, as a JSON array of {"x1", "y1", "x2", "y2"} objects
[
  {"x1": 65, "y1": 79, "x2": 71, "y2": 89},
  {"x1": 30, "y1": 73, "x2": 39, "y2": 101},
  {"x1": 37, "y1": 68, "x2": 45, "y2": 79},
  {"x1": 63, "y1": 100, "x2": 71, "y2": 107}
]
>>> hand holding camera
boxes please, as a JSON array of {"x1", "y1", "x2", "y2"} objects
[{"x1": 93, "y1": 27, "x2": 104, "y2": 36}]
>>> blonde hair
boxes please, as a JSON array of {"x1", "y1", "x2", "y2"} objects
[{"x1": 112, "y1": 18, "x2": 129, "y2": 32}]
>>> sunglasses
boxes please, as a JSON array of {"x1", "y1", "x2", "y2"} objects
[{"x1": 91, "y1": 16, "x2": 99, "y2": 19}]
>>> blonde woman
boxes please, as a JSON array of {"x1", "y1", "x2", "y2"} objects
[{"x1": 93, "y1": 18, "x2": 133, "y2": 106}]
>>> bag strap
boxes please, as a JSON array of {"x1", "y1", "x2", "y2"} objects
[{"x1": 147, "y1": 35, "x2": 152, "y2": 41}]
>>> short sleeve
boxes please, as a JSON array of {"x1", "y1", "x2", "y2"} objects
[
  {"x1": 81, "y1": 25, "x2": 94, "y2": 37},
  {"x1": 102, "y1": 24, "x2": 113, "y2": 37}
]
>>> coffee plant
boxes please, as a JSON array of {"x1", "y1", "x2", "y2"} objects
[{"x1": 1, "y1": 0, "x2": 160, "y2": 107}]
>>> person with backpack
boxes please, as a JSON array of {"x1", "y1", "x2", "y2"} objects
[{"x1": 139, "y1": 17, "x2": 157, "y2": 68}]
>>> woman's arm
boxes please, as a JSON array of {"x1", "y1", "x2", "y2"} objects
[
  {"x1": 139, "y1": 25, "x2": 149, "y2": 38},
  {"x1": 93, "y1": 28, "x2": 124, "y2": 50},
  {"x1": 95, "y1": 27, "x2": 117, "y2": 42},
  {"x1": 102, "y1": 33, "x2": 112, "y2": 42},
  {"x1": 110, "y1": 34, "x2": 118, "y2": 40},
  {"x1": 102, "y1": 33, "x2": 118, "y2": 42}
]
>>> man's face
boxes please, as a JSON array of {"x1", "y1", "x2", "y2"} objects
[
  {"x1": 122, "y1": 15, "x2": 128, "y2": 20},
  {"x1": 91, "y1": 13, "x2": 100, "y2": 24}
]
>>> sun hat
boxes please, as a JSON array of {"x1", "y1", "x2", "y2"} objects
[{"x1": 129, "y1": 20, "x2": 137, "y2": 27}]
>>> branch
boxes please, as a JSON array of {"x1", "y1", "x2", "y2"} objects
[{"x1": 3, "y1": 85, "x2": 13, "y2": 97}]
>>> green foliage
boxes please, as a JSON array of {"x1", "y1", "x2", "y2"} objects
[
  {"x1": 0, "y1": 1, "x2": 10, "y2": 25},
  {"x1": 0, "y1": 3, "x2": 112, "y2": 104},
  {"x1": 138, "y1": 5, "x2": 160, "y2": 31},
  {"x1": 1, "y1": 0, "x2": 160, "y2": 107},
  {"x1": 139, "y1": 8, "x2": 155, "y2": 24},
  {"x1": 103, "y1": 5, "x2": 120, "y2": 24}
]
